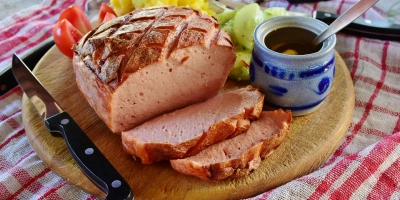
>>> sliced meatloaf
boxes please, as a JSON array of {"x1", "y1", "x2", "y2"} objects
[
  {"x1": 170, "y1": 109, "x2": 292, "y2": 181},
  {"x1": 72, "y1": 6, "x2": 235, "y2": 133},
  {"x1": 122, "y1": 86, "x2": 264, "y2": 164}
]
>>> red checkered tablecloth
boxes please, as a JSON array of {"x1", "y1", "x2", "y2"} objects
[{"x1": 1, "y1": 0, "x2": 400, "y2": 199}]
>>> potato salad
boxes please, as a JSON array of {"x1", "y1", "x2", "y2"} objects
[{"x1": 110, "y1": 0, "x2": 215, "y2": 16}]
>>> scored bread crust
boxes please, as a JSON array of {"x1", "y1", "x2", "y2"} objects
[
  {"x1": 121, "y1": 86, "x2": 264, "y2": 164},
  {"x1": 170, "y1": 109, "x2": 292, "y2": 182},
  {"x1": 72, "y1": 6, "x2": 235, "y2": 133}
]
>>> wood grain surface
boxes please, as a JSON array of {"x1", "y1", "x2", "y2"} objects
[{"x1": 21, "y1": 46, "x2": 354, "y2": 199}]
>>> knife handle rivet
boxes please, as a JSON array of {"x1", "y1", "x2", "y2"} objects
[
  {"x1": 324, "y1": 13, "x2": 331, "y2": 17},
  {"x1": 61, "y1": 119, "x2": 69, "y2": 125},
  {"x1": 364, "y1": 19, "x2": 372, "y2": 24},
  {"x1": 85, "y1": 148, "x2": 94, "y2": 155},
  {"x1": 111, "y1": 180, "x2": 122, "y2": 188}
]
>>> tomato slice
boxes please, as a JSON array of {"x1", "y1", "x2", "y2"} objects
[
  {"x1": 102, "y1": 12, "x2": 117, "y2": 23},
  {"x1": 59, "y1": 4, "x2": 92, "y2": 34},
  {"x1": 99, "y1": 3, "x2": 117, "y2": 23},
  {"x1": 53, "y1": 19, "x2": 84, "y2": 58}
]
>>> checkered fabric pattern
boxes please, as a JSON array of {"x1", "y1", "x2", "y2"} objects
[
  {"x1": 1, "y1": 0, "x2": 400, "y2": 199},
  {"x1": 0, "y1": 87, "x2": 94, "y2": 199}
]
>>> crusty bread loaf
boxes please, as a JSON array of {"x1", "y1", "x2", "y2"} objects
[
  {"x1": 122, "y1": 86, "x2": 264, "y2": 164},
  {"x1": 72, "y1": 6, "x2": 235, "y2": 133},
  {"x1": 170, "y1": 109, "x2": 292, "y2": 181}
]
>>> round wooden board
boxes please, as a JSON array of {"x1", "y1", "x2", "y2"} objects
[{"x1": 22, "y1": 46, "x2": 354, "y2": 199}]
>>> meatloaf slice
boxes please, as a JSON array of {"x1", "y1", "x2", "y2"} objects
[
  {"x1": 170, "y1": 109, "x2": 292, "y2": 182},
  {"x1": 72, "y1": 6, "x2": 235, "y2": 133},
  {"x1": 121, "y1": 86, "x2": 264, "y2": 164}
]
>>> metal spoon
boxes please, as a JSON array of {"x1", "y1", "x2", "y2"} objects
[{"x1": 311, "y1": 0, "x2": 380, "y2": 48}]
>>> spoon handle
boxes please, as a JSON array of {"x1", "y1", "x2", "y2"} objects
[{"x1": 312, "y1": 0, "x2": 379, "y2": 46}]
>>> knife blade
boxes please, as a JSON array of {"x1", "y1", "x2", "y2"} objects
[
  {"x1": 0, "y1": 38, "x2": 55, "y2": 96},
  {"x1": 11, "y1": 54, "x2": 133, "y2": 200},
  {"x1": 313, "y1": 10, "x2": 400, "y2": 41}
]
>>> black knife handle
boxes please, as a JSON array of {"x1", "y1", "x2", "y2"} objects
[
  {"x1": 45, "y1": 112, "x2": 133, "y2": 200},
  {"x1": 314, "y1": 11, "x2": 400, "y2": 41}
]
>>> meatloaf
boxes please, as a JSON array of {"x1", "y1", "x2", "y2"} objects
[
  {"x1": 121, "y1": 86, "x2": 264, "y2": 164},
  {"x1": 170, "y1": 109, "x2": 292, "y2": 181},
  {"x1": 72, "y1": 6, "x2": 235, "y2": 133}
]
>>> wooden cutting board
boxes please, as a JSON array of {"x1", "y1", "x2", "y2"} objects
[{"x1": 21, "y1": 46, "x2": 354, "y2": 199}]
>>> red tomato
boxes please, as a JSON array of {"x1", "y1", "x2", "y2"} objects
[
  {"x1": 102, "y1": 12, "x2": 117, "y2": 23},
  {"x1": 52, "y1": 19, "x2": 84, "y2": 58},
  {"x1": 99, "y1": 3, "x2": 117, "y2": 23},
  {"x1": 59, "y1": 4, "x2": 92, "y2": 34}
]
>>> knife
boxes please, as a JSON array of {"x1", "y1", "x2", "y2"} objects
[
  {"x1": 213, "y1": 0, "x2": 400, "y2": 41},
  {"x1": 313, "y1": 10, "x2": 400, "y2": 41},
  {"x1": 0, "y1": 38, "x2": 55, "y2": 96},
  {"x1": 11, "y1": 54, "x2": 133, "y2": 200}
]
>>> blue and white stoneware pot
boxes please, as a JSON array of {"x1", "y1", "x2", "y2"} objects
[{"x1": 250, "y1": 16, "x2": 336, "y2": 116}]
